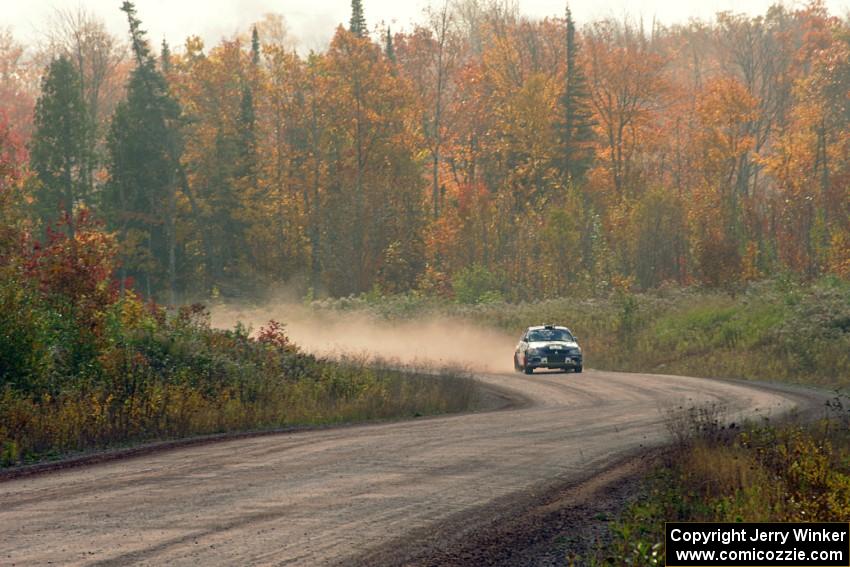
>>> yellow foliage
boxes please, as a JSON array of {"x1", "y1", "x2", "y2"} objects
[
  {"x1": 829, "y1": 231, "x2": 850, "y2": 279},
  {"x1": 741, "y1": 241, "x2": 762, "y2": 282}
]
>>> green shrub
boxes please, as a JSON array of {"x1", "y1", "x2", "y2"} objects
[
  {"x1": 0, "y1": 276, "x2": 53, "y2": 395},
  {"x1": 452, "y1": 264, "x2": 504, "y2": 304}
]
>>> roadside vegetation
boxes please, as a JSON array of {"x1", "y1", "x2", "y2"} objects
[
  {"x1": 581, "y1": 400, "x2": 850, "y2": 565},
  {"x1": 310, "y1": 275, "x2": 850, "y2": 388},
  {"x1": 0, "y1": 217, "x2": 475, "y2": 469}
]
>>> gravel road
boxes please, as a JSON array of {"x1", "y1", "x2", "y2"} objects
[{"x1": 0, "y1": 370, "x2": 809, "y2": 566}]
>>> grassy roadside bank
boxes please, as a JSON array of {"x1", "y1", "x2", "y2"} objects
[
  {"x1": 582, "y1": 401, "x2": 850, "y2": 565},
  {"x1": 0, "y1": 296, "x2": 475, "y2": 469},
  {"x1": 309, "y1": 277, "x2": 850, "y2": 388}
]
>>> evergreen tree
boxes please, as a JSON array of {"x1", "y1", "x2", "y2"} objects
[
  {"x1": 30, "y1": 55, "x2": 90, "y2": 237},
  {"x1": 557, "y1": 5, "x2": 594, "y2": 183},
  {"x1": 104, "y1": 1, "x2": 186, "y2": 299},
  {"x1": 384, "y1": 27, "x2": 395, "y2": 62},
  {"x1": 161, "y1": 39, "x2": 172, "y2": 72},
  {"x1": 349, "y1": 0, "x2": 367, "y2": 37},
  {"x1": 251, "y1": 26, "x2": 261, "y2": 65}
]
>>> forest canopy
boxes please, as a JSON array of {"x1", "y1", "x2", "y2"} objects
[{"x1": 1, "y1": 0, "x2": 849, "y2": 303}]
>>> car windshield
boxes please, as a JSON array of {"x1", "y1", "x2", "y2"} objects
[{"x1": 526, "y1": 329, "x2": 573, "y2": 343}]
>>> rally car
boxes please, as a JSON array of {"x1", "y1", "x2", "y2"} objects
[{"x1": 514, "y1": 325, "x2": 583, "y2": 374}]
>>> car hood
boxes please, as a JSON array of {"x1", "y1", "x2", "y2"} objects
[{"x1": 528, "y1": 341, "x2": 579, "y2": 349}]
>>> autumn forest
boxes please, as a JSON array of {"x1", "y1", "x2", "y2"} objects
[{"x1": 2, "y1": 0, "x2": 850, "y2": 304}]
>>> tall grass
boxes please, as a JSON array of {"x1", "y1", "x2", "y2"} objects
[
  {"x1": 0, "y1": 290, "x2": 475, "y2": 468},
  {"x1": 584, "y1": 403, "x2": 850, "y2": 565},
  {"x1": 0, "y1": 361, "x2": 473, "y2": 467}
]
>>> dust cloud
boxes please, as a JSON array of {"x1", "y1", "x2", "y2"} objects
[{"x1": 210, "y1": 303, "x2": 518, "y2": 373}]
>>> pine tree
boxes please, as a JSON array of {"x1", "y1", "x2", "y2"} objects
[
  {"x1": 384, "y1": 27, "x2": 395, "y2": 62},
  {"x1": 251, "y1": 26, "x2": 260, "y2": 65},
  {"x1": 105, "y1": 1, "x2": 189, "y2": 300},
  {"x1": 557, "y1": 4, "x2": 594, "y2": 183},
  {"x1": 349, "y1": 0, "x2": 367, "y2": 37},
  {"x1": 30, "y1": 55, "x2": 90, "y2": 238},
  {"x1": 161, "y1": 39, "x2": 172, "y2": 72}
]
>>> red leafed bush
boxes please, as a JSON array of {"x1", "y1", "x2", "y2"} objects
[
  {"x1": 25, "y1": 210, "x2": 118, "y2": 335},
  {"x1": 257, "y1": 320, "x2": 293, "y2": 350},
  {"x1": 0, "y1": 110, "x2": 25, "y2": 195}
]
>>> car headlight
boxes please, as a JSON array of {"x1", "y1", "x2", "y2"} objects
[{"x1": 527, "y1": 348, "x2": 541, "y2": 356}]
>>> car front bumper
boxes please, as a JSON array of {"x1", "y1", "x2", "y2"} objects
[{"x1": 526, "y1": 355, "x2": 582, "y2": 369}]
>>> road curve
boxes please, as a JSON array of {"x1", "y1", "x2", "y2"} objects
[{"x1": 0, "y1": 370, "x2": 804, "y2": 566}]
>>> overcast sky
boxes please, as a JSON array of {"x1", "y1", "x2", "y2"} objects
[{"x1": 6, "y1": 0, "x2": 850, "y2": 53}]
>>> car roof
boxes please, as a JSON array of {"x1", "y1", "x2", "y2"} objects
[{"x1": 526, "y1": 325, "x2": 571, "y2": 331}]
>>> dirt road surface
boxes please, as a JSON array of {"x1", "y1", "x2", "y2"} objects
[{"x1": 0, "y1": 370, "x2": 810, "y2": 566}]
